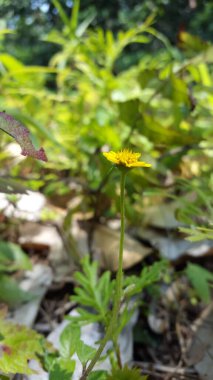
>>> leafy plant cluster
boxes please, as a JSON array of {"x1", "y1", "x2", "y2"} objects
[
  {"x1": 0, "y1": 1, "x2": 212, "y2": 236},
  {"x1": 69, "y1": 256, "x2": 166, "y2": 327},
  {"x1": 0, "y1": 256, "x2": 164, "y2": 378}
]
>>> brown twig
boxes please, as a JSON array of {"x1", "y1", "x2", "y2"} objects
[{"x1": 133, "y1": 361, "x2": 198, "y2": 379}]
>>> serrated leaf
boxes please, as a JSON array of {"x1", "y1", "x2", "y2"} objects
[
  {"x1": 57, "y1": 357, "x2": 76, "y2": 373},
  {"x1": 71, "y1": 256, "x2": 113, "y2": 325},
  {"x1": 0, "y1": 318, "x2": 44, "y2": 375},
  {"x1": 60, "y1": 320, "x2": 96, "y2": 365},
  {"x1": 59, "y1": 323, "x2": 80, "y2": 358},
  {"x1": 0, "y1": 112, "x2": 47, "y2": 162},
  {"x1": 49, "y1": 361, "x2": 74, "y2": 380},
  {"x1": 76, "y1": 340, "x2": 96, "y2": 365}
]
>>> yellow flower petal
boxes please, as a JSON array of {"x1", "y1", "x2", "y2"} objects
[
  {"x1": 127, "y1": 161, "x2": 151, "y2": 168},
  {"x1": 103, "y1": 152, "x2": 118, "y2": 164},
  {"x1": 103, "y1": 149, "x2": 151, "y2": 169}
]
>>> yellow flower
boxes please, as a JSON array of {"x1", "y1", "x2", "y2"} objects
[{"x1": 103, "y1": 149, "x2": 151, "y2": 169}]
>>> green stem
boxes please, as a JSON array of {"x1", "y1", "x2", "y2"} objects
[
  {"x1": 113, "y1": 338, "x2": 122, "y2": 369},
  {"x1": 80, "y1": 170, "x2": 127, "y2": 380}
]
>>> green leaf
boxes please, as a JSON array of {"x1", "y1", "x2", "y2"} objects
[
  {"x1": 76, "y1": 340, "x2": 96, "y2": 365},
  {"x1": 180, "y1": 227, "x2": 213, "y2": 242},
  {"x1": 179, "y1": 32, "x2": 209, "y2": 52},
  {"x1": 139, "y1": 113, "x2": 188, "y2": 145},
  {"x1": 124, "y1": 260, "x2": 167, "y2": 298},
  {"x1": 118, "y1": 99, "x2": 140, "y2": 126},
  {"x1": 49, "y1": 361, "x2": 74, "y2": 380},
  {"x1": 71, "y1": 256, "x2": 113, "y2": 326},
  {"x1": 186, "y1": 263, "x2": 213, "y2": 303},
  {"x1": 76, "y1": 11, "x2": 96, "y2": 38},
  {"x1": 88, "y1": 370, "x2": 108, "y2": 380},
  {"x1": 106, "y1": 365, "x2": 148, "y2": 380},
  {"x1": 70, "y1": 0, "x2": 80, "y2": 36},
  {"x1": 170, "y1": 73, "x2": 189, "y2": 105},
  {"x1": 59, "y1": 321, "x2": 96, "y2": 365},
  {"x1": 57, "y1": 357, "x2": 76, "y2": 373},
  {"x1": 67, "y1": 308, "x2": 103, "y2": 324},
  {"x1": 0, "y1": 54, "x2": 24, "y2": 71},
  {"x1": 0, "y1": 241, "x2": 32, "y2": 272},
  {"x1": 52, "y1": 0, "x2": 71, "y2": 31},
  {"x1": 59, "y1": 323, "x2": 80, "y2": 358},
  {"x1": 0, "y1": 317, "x2": 44, "y2": 375},
  {"x1": 0, "y1": 275, "x2": 33, "y2": 306}
]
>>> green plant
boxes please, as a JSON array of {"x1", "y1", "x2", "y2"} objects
[
  {"x1": 69, "y1": 256, "x2": 114, "y2": 326},
  {"x1": 78, "y1": 150, "x2": 151, "y2": 379},
  {"x1": 52, "y1": 150, "x2": 166, "y2": 380},
  {"x1": 186, "y1": 263, "x2": 213, "y2": 303},
  {"x1": 41, "y1": 323, "x2": 96, "y2": 380},
  {"x1": 59, "y1": 255, "x2": 165, "y2": 379}
]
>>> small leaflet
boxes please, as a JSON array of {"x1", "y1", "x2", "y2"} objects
[{"x1": 0, "y1": 112, "x2": 47, "y2": 162}]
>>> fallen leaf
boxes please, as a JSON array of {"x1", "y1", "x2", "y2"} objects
[
  {"x1": 185, "y1": 303, "x2": 213, "y2": 380},
  {"x1": 92, "y1": 225, "x2": 152, "y2": 270}
]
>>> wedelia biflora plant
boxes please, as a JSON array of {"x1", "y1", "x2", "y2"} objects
[
  {"x1": 80, "y1": 149, "x2": 151, "y2": 379},
  {"x1": 0, "y1": 128, "x2": 159, "y2": 379}
]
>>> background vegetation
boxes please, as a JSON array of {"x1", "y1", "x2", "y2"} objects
[
  {"x1": 0, "y1": 0, "x2": 212, "y2": 378},
  {"x1": 1, "y1": 0, "x2": 212, "y2": 231}
]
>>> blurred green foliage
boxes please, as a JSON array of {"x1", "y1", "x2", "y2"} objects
[
  {"x1": 186, "y1": 263, "x2": 213, "y2": 303},
  {"x1": 0, "y1": 1, "x2": 212, "y2": 235},
  {"x1": 0, "y1": 240, "x2": 32, "y2": 305},
  {"x1": 1, "y1": 1, "x2": 213, "y2": 66}
]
